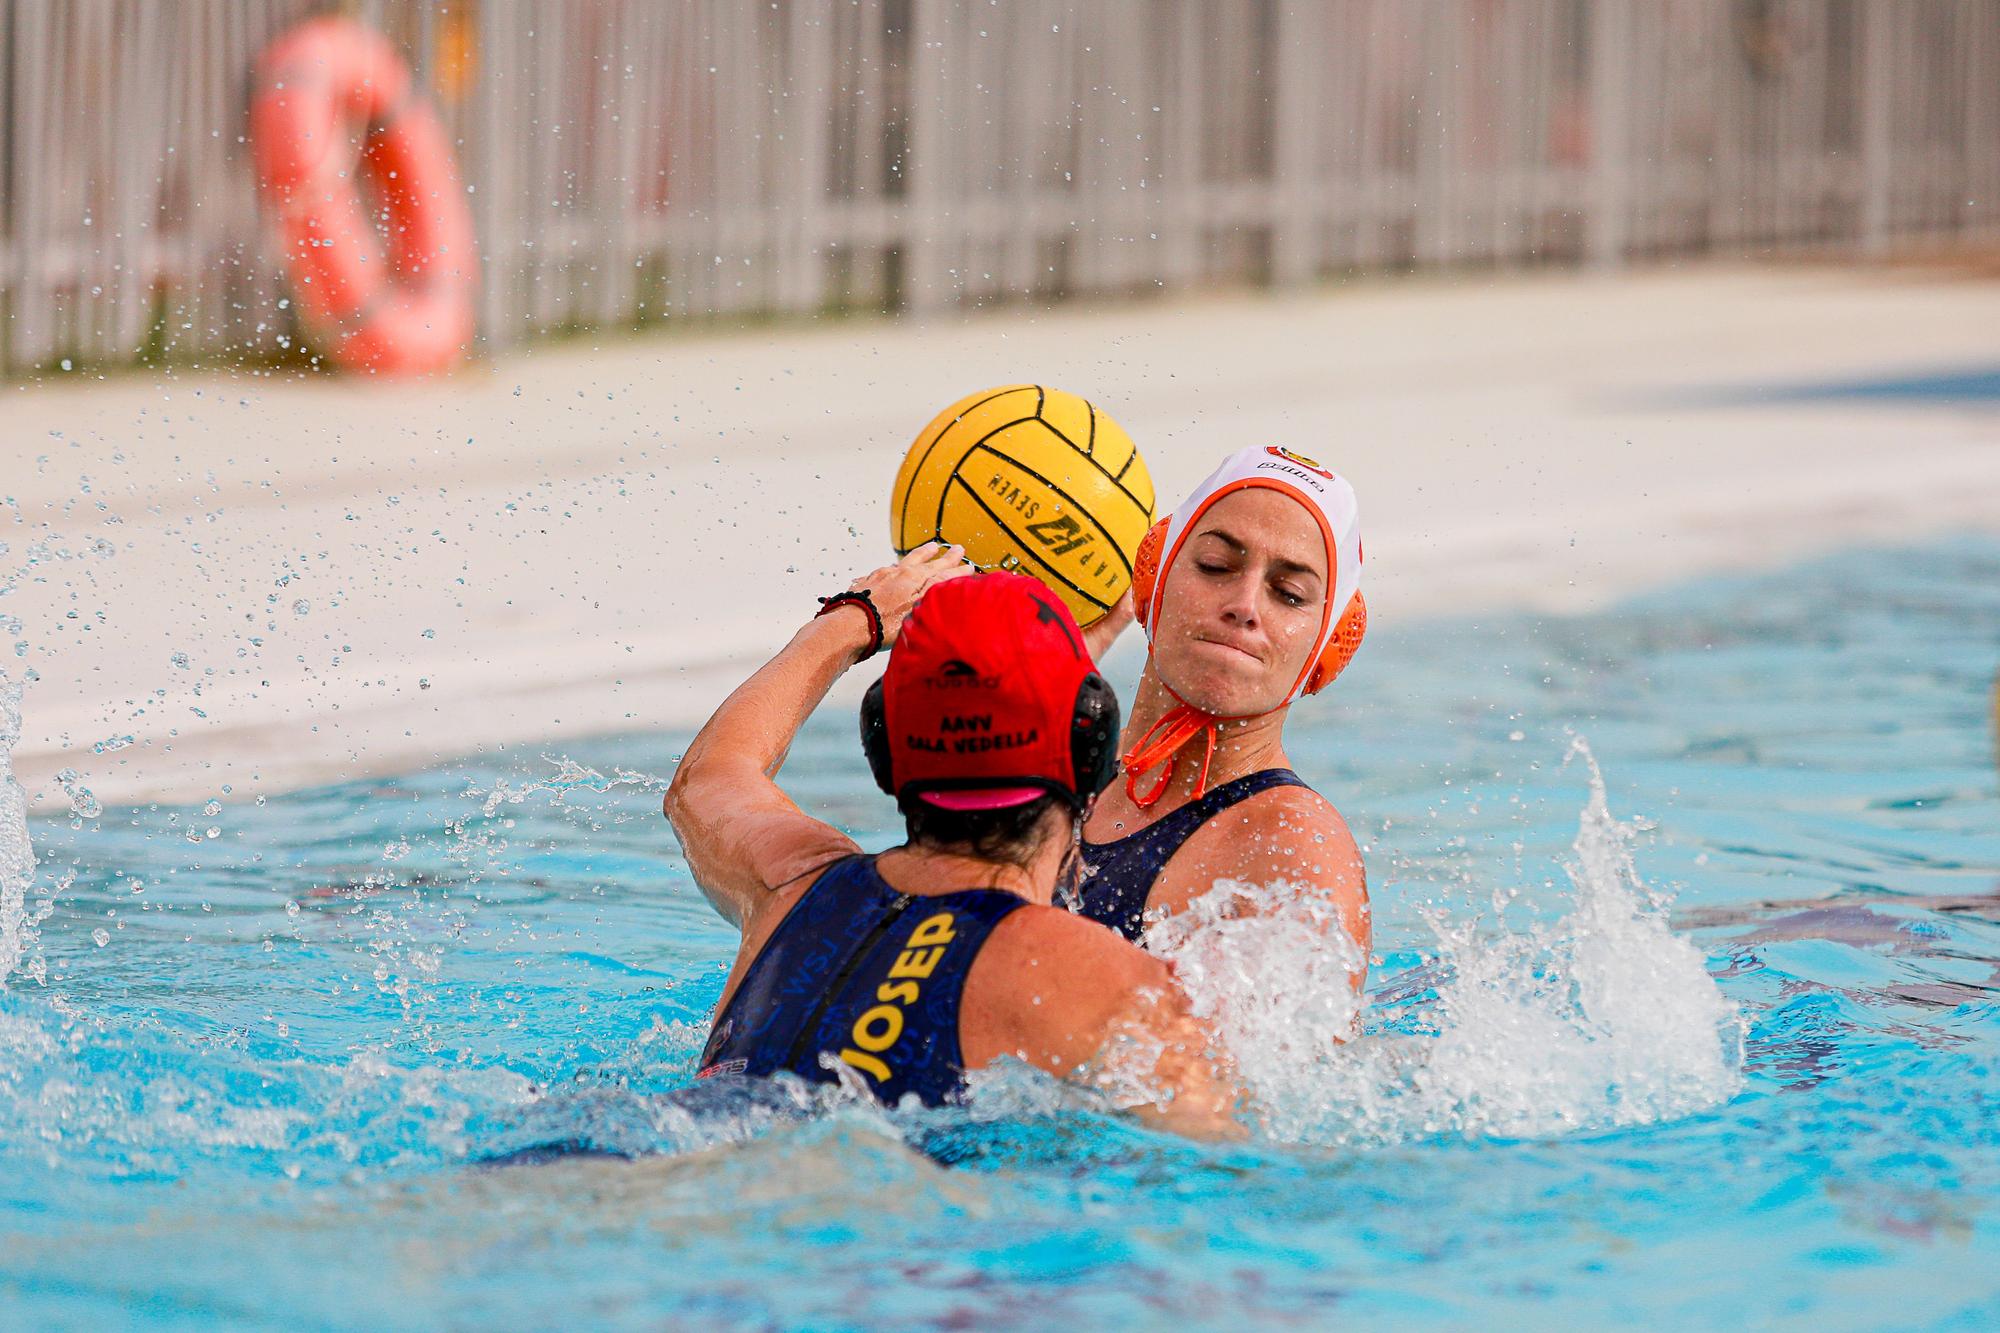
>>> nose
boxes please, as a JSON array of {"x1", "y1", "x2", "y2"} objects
[{"x1": 1218, "y1": 573, "x2": 1260, "y2": 628}]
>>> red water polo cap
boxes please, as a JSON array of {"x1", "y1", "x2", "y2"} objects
[{"x1": 880, "y1": 572, "x2": 1098, "y2": 810}]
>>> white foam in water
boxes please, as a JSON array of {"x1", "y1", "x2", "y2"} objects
[
  {"x1": 1151, "y1": 739, "x2": 1743, "y2": 1145},
  {"x1": 0, "y1": 674, "x2": 49, "y2": 988},
  {"x1": 1143, "y1": 875, "x2": 1368, "y2": 1132}
]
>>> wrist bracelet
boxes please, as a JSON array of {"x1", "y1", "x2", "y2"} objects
[{"x1": 814, "y1": 589, "x2": 884, "y2": 660}]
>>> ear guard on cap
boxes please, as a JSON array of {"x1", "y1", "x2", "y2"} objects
[
  {"x1": 1302, "y1": 590, "x2": 1366, "y2": 695},
  {"x1": 1070, "y1": 672, "x2": 1121, "y2": 800},
  {"x1": 861, "y1": 673, "x2": 1121, "y2": 809},
  {"x1": 1131, "y1": 519, "x2": 1168, "y2": 632},
  {"x1": 861, "y1": 676, "x2": 896, "y2": 796}
]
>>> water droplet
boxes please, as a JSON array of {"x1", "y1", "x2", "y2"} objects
[
  {"x1": 53, "y1": 768, "x2": 101, "y2": 820},
  {"x1": 292, "y1": 599, "x2": 310, "y2": 617},
  {"x1": 91, "y1": 928, "x2": 109, "y2": 948}
]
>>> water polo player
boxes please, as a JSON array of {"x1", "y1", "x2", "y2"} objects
[
  {"x1": 663, "y1": 549, "x2": 1241, "y2": 1138},
  {"x1": 1075, "y1": 446, "x2": 1370, "y2": 976}
]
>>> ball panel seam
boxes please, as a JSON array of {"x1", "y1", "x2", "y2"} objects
[
  {"x1": 946, "y1": 473, "x2": 1114, "y2": 614},
  {"x1": 895, "y1": 385, "x2": 1037, "y2": 542},
  {"x1": 1031, "y1": 408, "x2": 1152, "y2": 520}
]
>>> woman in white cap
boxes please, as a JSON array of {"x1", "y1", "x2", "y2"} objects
[{"x1": 1075, "y1": 445, "x2": 1370, "y2": 976}]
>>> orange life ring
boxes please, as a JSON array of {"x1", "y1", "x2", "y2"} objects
[{"x1": 250, "y1": 17, "x2": 476, "y2": 375}]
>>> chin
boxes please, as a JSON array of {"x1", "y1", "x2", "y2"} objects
[{"x1": 1160, "y1": 658, "x2": 1281, "y2": 718}]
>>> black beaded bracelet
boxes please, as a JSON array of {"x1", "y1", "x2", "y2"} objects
[{"x1": 814, "y1": 589, "x2": 884, "y2": 660}]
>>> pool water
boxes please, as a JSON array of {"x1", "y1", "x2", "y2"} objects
[{"x1": 3, "y1": 537, "x2": 1998, "y2": 1328}]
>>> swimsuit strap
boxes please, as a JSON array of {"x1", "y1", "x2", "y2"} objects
[{"x1": 1076, "y1": 767, "x2": 1309, "y2": 942}]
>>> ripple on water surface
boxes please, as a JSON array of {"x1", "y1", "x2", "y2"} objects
[{"x1": 3, "y1": 536, "x2": 1999, "y2": 1328}]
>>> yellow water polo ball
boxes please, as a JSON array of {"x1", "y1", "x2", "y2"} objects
[{"x1": 890, "y1": 385, "x2": 1156, "y2": 626}]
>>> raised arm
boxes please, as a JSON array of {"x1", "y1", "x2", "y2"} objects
[
  {"x1": 1080, "y1": 589, "x2": 1136, "y2": 664},
  {"x1": 664, "y1": 544, "x2": 969, "y2": 928}
]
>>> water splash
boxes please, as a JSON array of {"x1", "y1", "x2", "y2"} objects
[
  {"x1": 1151, "y1": 740, "x2": 1742, "y2": 1145},
  {"x1": 1144, "y1": 876, "x2": 1368, "y2": 1129},
  {"x1": 0, "y1": 674, "x2": 48, "y2": 987},
  {"x1": 465, "y1": 755, "x2": 668, "y2": 820}
]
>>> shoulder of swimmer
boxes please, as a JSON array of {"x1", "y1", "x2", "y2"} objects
[
  {"x1": 958, "y1": 904, "x2": 1178, "y2": 1075},
  {"x1": 1145, "y1": 784, "x2": 1369, "y2": 940},
  {"x1": 962, "y1": 906, "x2": 1246, "y2": 1139}
]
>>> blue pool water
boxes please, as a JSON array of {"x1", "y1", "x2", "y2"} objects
[
  {"x1": 1699, "y1": 363, "x2": 2000, "y2": 405},
  {"x1": 3, "y1": 536, "x2": 1999, "y2": 1328}
]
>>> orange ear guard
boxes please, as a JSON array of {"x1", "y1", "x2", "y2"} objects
[
  {"x1": 1131, "y1": 519, "x2": 1168, "y2": 630},
  {"x1": 1133, "y1": 516, "x2": 1366, "y2": 694},
  {"x1": 1302, "y1": 590, "x2": 1366, "y2": 695}
]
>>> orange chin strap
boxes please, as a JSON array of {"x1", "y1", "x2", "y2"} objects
[{"x1": 1120, "y1": 697, "x2": 1221, "y2": 809}]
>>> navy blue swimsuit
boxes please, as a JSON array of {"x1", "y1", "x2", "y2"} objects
[
  {"x1": 698, "y1": 855, "x2": 1026, "y2": 1107},
  {"x1": 1075, "y1": 768, "x2": 1308, "y2": 941}
]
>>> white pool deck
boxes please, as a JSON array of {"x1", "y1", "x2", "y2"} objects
[{"x1": 5, "y1": 264, "x2": 1998, "y2": 806}]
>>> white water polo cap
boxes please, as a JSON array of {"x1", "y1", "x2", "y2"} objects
[
  {"x1": 1121, "y1": 445, "x2": 1366, "y2": 806},
  {"x1": 1133, "y1": 445, "x2": 1366, "y2": 702}
]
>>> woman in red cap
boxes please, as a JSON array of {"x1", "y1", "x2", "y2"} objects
[
  {"x1": 664, "y1": 545, "x2": 1241, "y2": 1138},
  {"x1": 1075, "y1": 446, "x2": 1371, "y2": 983}
]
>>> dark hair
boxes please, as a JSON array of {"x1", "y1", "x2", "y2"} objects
[{"x1": 899, "y1": 792, "x2": 1066, "y2": 866}]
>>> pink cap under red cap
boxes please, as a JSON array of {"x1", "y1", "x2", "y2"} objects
[{"x1": 917, "y1": 785, "x2": 1050, "y2": 811}]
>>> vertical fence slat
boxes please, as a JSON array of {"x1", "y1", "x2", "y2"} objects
[
  {"x1": 1860, "y1": 0, "x2": 1893, "y2": 255},
  {"x1": 1588, "y1": 0, "x2": 1633, "y2": 268}
]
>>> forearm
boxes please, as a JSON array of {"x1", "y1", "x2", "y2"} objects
[
  {"x1": 664, "y1": 609, "x2": 872, "y2": 926},
  {"x1": 663, "y1": 545, "x2": 966, "y2": 926}
]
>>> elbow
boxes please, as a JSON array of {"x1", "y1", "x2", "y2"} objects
[
  {"x1": 663, "y1": 745, "x2": 734, "y2": 837},
  {"x1": 664, "y1": 739, "x2": 761, "y2": 837},
  {"x1": 663, "y1": 758, "x2": 699, "y2": 832}
]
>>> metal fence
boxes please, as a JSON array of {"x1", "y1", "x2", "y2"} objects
[{"x1": 3, "y1": 0, "x2": 1998, "y2": 375}]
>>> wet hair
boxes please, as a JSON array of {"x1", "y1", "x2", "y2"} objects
[{"x1": 899, "y1": 792, "x2": 1065, "y2": 866}]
